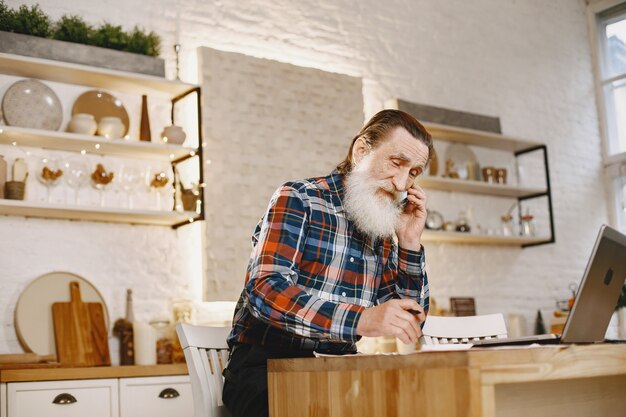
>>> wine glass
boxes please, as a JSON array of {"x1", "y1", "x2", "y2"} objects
[
  {"x1": 118, "y1": 164, "x2": 144, "y2": 209},
  {"x1": 36, "y1": 157, "x2": 63, "y2": 203},
  {"x1": 90, "y1": 161, "x2": 115, "y2": 207},
  {"x1": 64, "y1": 157, "x2": 90, "y2": 205},
  {"x1": 146, "y1": 166, "x2": 173, "y2": 210}
]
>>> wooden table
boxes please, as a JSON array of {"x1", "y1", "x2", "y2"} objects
[{"x1": 268, "y1": 344, "x2": 626, "y2": 417}]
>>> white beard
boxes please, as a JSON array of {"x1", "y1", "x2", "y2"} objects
[{"x1": 343, "y1": 155, "x2": 404, "y2": 240}]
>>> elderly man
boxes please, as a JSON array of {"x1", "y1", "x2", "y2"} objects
[{"x1": 223, "y1": 109, "x2": 433, "y2": 417}]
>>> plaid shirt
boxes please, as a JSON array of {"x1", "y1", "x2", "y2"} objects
[{"x1": 227, "y1": 170, "x2": 429, "y2": 353}]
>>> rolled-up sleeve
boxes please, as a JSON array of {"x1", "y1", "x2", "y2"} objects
[{"x1": 377, "y1": 244, "x2": 429, "y2": 316}]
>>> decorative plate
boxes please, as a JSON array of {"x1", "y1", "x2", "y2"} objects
[
  {"x1": 72, "y1": 90, "x2": 130, "y2": 136},
  {"x1": 14, "y1": 271, "x2": 109, "y2": 355},
  {"x1": 443, "y1": 143, "x2": 477, "y2": 180},
  {"x1": 2, "y1": 79, "x2": 63, "y2": 130}
]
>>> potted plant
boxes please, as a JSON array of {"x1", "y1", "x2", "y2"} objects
[
  {"x1": 52, "y1": 14, "x2": 92, "y2": 45},
  {"x1": 0, "y1": 2, "x2": 164, "y2": 76}
]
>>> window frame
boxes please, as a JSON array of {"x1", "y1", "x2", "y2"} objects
[{"x1": 587, "y1": 0, "x2": 626, "y2": 232}]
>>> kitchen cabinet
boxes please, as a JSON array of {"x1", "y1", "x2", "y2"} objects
[
  {"x1": 0, "y1": 52, "x2": 204, "y2": 228},
  {"x1": 387, "y1": 99, "x2": 555, "y2": 248},
  {"x1": 0, "y1": 367, "x2": 192, "y2": 417},
  {"x1": 119, "y1": 376, "x2": 193, "y2": 417},
  {"x1": 7, "y1": 378, "x2": 119, "y2": 417}
]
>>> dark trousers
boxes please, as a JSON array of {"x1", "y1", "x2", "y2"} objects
[{"x1": 222, "y1": 344, "x2": 315, "y2": 417}]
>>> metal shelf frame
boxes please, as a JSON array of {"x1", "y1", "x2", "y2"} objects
[{"x1": 514, "y1": 144, "x2": 555, "y2": 248}]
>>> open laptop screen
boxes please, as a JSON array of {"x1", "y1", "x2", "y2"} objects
[{"x1": 561, "y1": 225, "x2": 626, "y2": 343}]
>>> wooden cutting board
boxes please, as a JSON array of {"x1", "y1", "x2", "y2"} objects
[{"x1": 52, "y1": 281, "x2": 111, "y2": 367}]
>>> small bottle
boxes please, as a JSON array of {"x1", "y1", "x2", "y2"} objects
[
  {"x1": 520, "y1": 209, "x2": 536, "y2": 236},
  {"x1": 501, "y1": 213, "x2": 514, "y2": 236},
  {"x1": 113, "y1": 289, "x2": 135, "y2": 365},
  {"x1": 140, "y1": 95, "x2": 151, "y2": 142}
]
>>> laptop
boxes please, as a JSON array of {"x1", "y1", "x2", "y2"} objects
[{"x1": 472, "y1": 224, "x2": 626, "y2": 347}]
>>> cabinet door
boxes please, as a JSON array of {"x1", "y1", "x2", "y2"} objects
[
  {"x1": 119, "y1": 375, "x2": 193, "y2": 417},
  {"x1": 1, "y1": 382, "x2": 7, "y2": 417},
  {"x1": 7, "y1": 378, "x2": 118, "y2": 417}
]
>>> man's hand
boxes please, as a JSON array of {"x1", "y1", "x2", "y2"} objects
[
  {"x1": 395, "y1": 183, "x2": 427, "y2": 251},
  {"x1": 356, "y1": 299, "x2": 426, "y2": 344}
]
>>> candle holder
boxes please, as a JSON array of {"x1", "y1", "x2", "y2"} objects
[{"x1": 174, "y1": 44, "x2": 181, "y2": 80}]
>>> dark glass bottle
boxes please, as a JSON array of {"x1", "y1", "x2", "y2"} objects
[
  {"x1": 139, "y1": 95, "x2": 151, "y2": 141},
  {"x1": 113, "y1": 289, "x2": 135, "y2": 365}
]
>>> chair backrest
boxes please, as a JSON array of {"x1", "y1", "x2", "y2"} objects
[
  {"x1": 421, "y1": 314, "x2": 508, "y2": 345},
  {"x1": 176, "y1": 323, "x2": 232, "y2": 417}
]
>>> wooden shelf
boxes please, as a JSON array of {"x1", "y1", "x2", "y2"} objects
[
  {"x1": 0, "y1": 126, "x2": 197, "y2": 160},
  {"x1": 385, "y1": 99, "x2": 542, "y2": 152},
  {"x1": 0, "y1": 199, "x2": 200, "y2": 226},
  {"x1": 0, "y1": 52, "x2": 198, "y2": 97},
  {"x1": 421, "y1": 230, "x2": 549, "y2": 246},
  {"x1": 422, "y1": 122, "x2": 542, "y2": 152},
  {"x1": 385, "y1": 98, "x2": 554, "y2": 248},
  {"x1": 417, "y1": 176, "x2": 546, "y2": 198}
]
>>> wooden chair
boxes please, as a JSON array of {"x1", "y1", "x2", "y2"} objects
[
  {"x1": 421, "y1": 314, "x2": 508, "y2": 344},
  {"x1": 176, "y1": 323, "x2": 232, "y2": 417}
]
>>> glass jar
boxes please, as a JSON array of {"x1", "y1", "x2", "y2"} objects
[
  {"x1": 150, "y1": 319, "x2": 174, "y2": 364},
  {"x1": 455, "y1": 212, "x2": 471, "y2": 233},
  {"x1": 501, "y1": 213, "x2": 514, "y2": 236},
  {"x1": 521, "y1": 211, "x2": 536, "y2": 236},
  {"x1": 172, "y1": 298, "x2": 196, "y2": 324},
  {"x1": 170, "y1": 299, "x2": 196, "y2": 364}
]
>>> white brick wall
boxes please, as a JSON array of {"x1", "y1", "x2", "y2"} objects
[
  {"x1": 198, "y1": 48, "x2": 363, "y2": 300},
  {"x1": 0, "y1": 0, "x2": 608, "y2": 349}
]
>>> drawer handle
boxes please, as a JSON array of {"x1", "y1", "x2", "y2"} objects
[
  {"x1": 52, "y1": 393, "x2": 77, "y2": 405},
  {"x1": 158, "y1": 388, "x2": 180, "y2": 399}
]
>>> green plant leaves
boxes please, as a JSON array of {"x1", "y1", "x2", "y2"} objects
[
  {"x1": 11, "y1": 4, "x2": 51, "y2": 37},
  {"x1": 0, "y1": 1, "x2": 161, "y2": 57},
  {"x1": 53, "y1": 14, "x2": 92, "y2": 45}
]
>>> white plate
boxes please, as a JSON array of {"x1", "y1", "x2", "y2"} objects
[
  {"x1": 14, "y1": 271, "x2": 110, "y2": 355},
  {"x1": 2, "y1": 79, "x2": 63, "y2": 130}
]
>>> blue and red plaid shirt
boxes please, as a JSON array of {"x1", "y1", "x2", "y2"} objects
[{"x1": 227, "y1": 170, "x2": 429, "y2": 353}]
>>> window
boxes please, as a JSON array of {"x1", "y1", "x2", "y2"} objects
[
  {"x1": 591, "y1": 1, "x2": 626, "y2": 232},
  {"x1": 598, "y1": 3, "x2": 626, "y2": 156}
]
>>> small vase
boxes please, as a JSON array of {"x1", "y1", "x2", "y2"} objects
[
  {"x1": 67, "y1": 113, "x2": 97, "y2": 135},
  {"x1": 98, "y1": 117, "x2": 125, "y2": 139},
  {"x1": 160, "y1": 125, "x2": 186, "y2": 145},
  {"x1": 140, "y1": 95, "x2": 151, "y2": 142}
]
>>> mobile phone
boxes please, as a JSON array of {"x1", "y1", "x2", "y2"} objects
[{"x1": 396, "y1": 191, "x2": 408, "y2": 208}]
